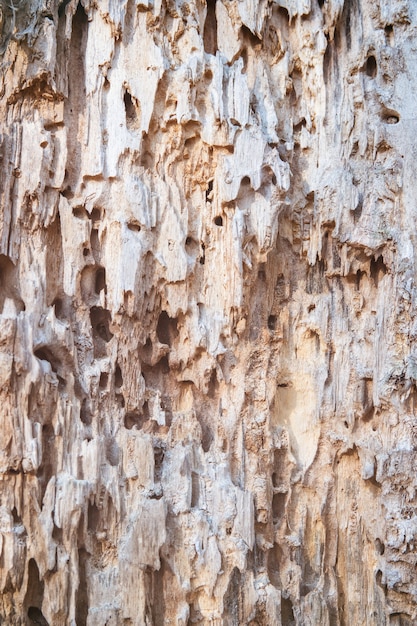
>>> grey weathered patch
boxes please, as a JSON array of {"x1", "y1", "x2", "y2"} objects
[{"x1": 0, "y1": 0, "x2": 42, "y2": 55}]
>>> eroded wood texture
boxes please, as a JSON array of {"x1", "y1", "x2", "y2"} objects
[{"x1": 0, "y1": 0, "x2": 416, "y2": 624}]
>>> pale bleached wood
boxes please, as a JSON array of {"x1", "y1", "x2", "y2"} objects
[{"x1": 0, "y1": 0, "x2": 416, "y2": 624}]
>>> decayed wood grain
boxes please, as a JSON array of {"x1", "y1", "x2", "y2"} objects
[{"x1": 0, "y1": 0, "x2": 417, "y2": 624}]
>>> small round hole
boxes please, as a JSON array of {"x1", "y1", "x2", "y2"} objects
[
  {"x1": 382, "y1": 109, "x2": 400, "y2": 124},
  {"x1": 99, "y1": 372, "x2": 108, "y2": 388},
  {"x1": 116, "y1": 393, "x2": 125, "y2": 408},
  {"x1": 384, "y1": 24, "x2": 393, "y2": 43},
  {"x1": 52, "y1": 298, "x2": 63, "y2": 318},
  {"x1": 375, "y1": 538, "x2": 385, "y2": 555},
  {"x1": 115, "y1": 363, "x2": 123, "y2": 388},
  {"x1": 90, "y1": 208, "x2": 101, "y2": 222},
  {"x1": 268, "y1": 315, "x2": 277, "y2": 331},
  {"x1": 206, "y1": 180, "x2": 214, "y2": 202},
  {"x1": 365, "y1": 55, "x2": 377, "y2": 78},
  {"x1": 73, "y1": 206, "x2": 87, "y2": 219},
  {"x1": 80, "y1": 399, "x2": 92, "y2": 425},
  {"x1": 214, "y1": 216, "x2": 223, "y2": 226},
  {"x1": 127, "y1": 222, "x2": 141, "y2": 232},
  {"x1": 385, "y1": 114, "x2": 399, "y2": 124},
  {"x1": 200, "y1": 242, "x2": 206, "y2": 264},
  {"x1": 94, "y1": 267, "x2": 106, "y2": 295}
]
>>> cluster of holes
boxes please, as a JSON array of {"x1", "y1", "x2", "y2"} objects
[{"x1": 72, "y1": 206, "x2": 104, "y2": 260}]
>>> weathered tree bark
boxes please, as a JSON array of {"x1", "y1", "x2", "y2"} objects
[{"x1": 0, "y1": 0, "x2": 416, "y2": 624}]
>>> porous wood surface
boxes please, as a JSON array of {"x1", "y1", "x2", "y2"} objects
[{"x1": 0, "y1": 0, "x2": 416, "y2": 624}]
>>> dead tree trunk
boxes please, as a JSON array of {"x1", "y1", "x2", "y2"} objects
[{"x1": 0, "y1": 0, "x2": 416, "y2": 624}]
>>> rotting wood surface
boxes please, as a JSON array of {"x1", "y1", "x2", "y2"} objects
[{"x1": 0, "y1": 0, "x2": 416, "y2": 624}]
